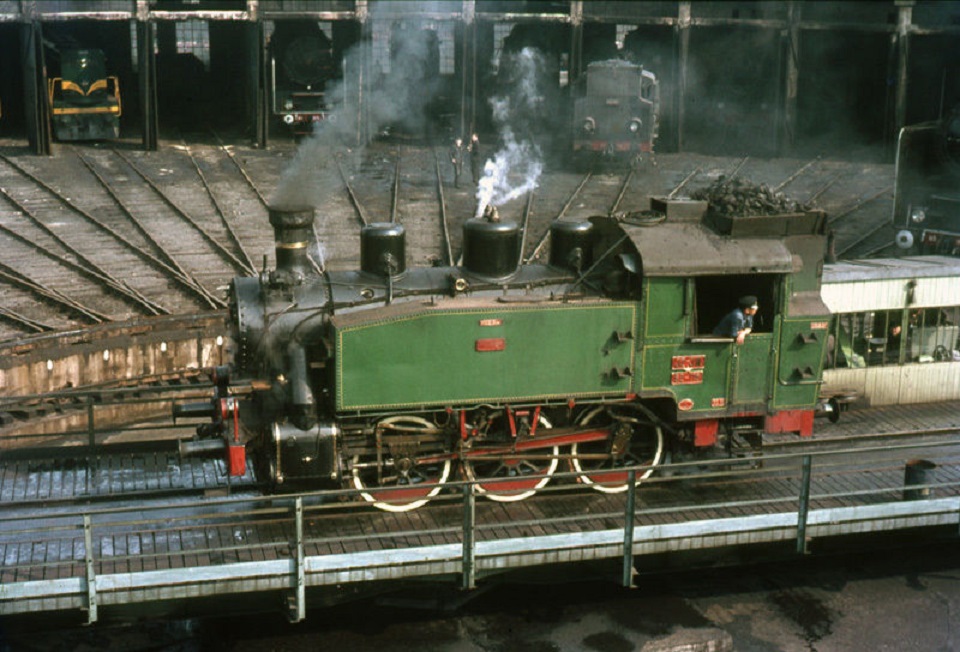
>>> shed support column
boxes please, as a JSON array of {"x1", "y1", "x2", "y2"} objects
[
  {"x1": 460, "y1": 0, "x2": 476, "y2": 137},
  {"x1": 781, "y1": 1, "x2": 800, "y2": 155},
  {"x1": 569, "y1": 1, "x2": 584, "y2": 87},
  {"x1": 137, "y1": 18, "x2": 158, "y2": 151},
  {"x1": 250, "y1": 19, "x2": 267, "y2": 148},
  {"x1": 357, "y1": 1, "x2": 372, "y2": 146},
  {"x1": 675, "y1": 1, "x2": 691, "y2": 152},
  {"x1": 21, "y1": 20, "x2": 51, "y2": 155},
  {"x1": 893, "y1": 2, "x2": 913, "y2": 151}
]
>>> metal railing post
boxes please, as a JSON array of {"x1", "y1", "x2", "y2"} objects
[
  {"x1": 796, "y1": 455, "x2": 812, "y2": 555},
  {"x1": 290, "y1": 496, "x2": 306, "y2": 622},
  {"x1": 622, "y1": 470, "x2": 637, "y2": 588},
  {"x1": 462, "y1": 482, "x2": 476, "y2": 590},
  {"x1": 83, "y1": 514, "x2": 98, "y2": 624}
]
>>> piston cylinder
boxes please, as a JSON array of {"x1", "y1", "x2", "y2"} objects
[
  {"x1": 549, "y1": 220, "x2": 594, "y2": 272},
  {"x1": 462, "y1": 217, "x2": 520, "y2": 278},
  {"x1": 361, "y1": 223, "x2": 406, "y2": 277}
]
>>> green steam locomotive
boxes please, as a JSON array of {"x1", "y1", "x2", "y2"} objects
[{"x1": 179, "y1": 197, "x2": 831, "y2": 512}]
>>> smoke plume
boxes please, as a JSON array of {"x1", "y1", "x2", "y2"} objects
[{"x1": 271, "y1": 13, "x2": 445, "y2": 208}]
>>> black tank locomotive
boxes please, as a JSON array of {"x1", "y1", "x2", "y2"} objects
[
  {"x1": 894, "y1": 104, "x2": 960, "y2": 255},
  {"x1": 572, "y1": 59, "x2": 660, "y2": 168}
]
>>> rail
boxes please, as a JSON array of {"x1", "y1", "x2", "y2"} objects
[
  {"x1": 1, "y1": 438, "x2": 958, "y2": 623},
  {"x1": 0, "y1": 382, "x2": 217, "y2": 453}
]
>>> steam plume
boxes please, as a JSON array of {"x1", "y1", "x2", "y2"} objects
[{"x1": 475, "y1": 47, "x2": 546, "y2": 217}]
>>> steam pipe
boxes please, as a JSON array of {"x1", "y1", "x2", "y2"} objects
[{"x1": 288, "y1": 342, "x2": 315, "y2": 410}]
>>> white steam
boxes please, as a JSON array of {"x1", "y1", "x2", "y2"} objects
[
  {"x1": 476, "y1": 132, "x2": 542, "y2": 217},
  {"x1": 475, "y1": 47, "x2": 546, "y2": 218}
]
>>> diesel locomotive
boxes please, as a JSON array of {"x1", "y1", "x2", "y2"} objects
[
  {"x1": 572, "y1": 59, "x2": 659, "y2": 169},
  {"x1": 47, "y1": 48, "x2": 121, "y2": 141},
  {"x1": 894, "y1": 104, "x2": 960, "y2": 255},
  {"x1": 179, "y1": 198, "x2": 831, "y2": 512}
]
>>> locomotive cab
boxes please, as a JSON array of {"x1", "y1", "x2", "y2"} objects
[{"x1": 613, "y1": 198, "x2": 830, "y2": 450}]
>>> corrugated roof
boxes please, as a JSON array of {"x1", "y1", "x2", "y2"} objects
[{"x1": 823, "y1": 256, "x2": 960, "y2": 283}]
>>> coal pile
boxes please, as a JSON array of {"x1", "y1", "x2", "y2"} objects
[{"x1": 691, "y1": 176, "x2": 812, "y2": 216}]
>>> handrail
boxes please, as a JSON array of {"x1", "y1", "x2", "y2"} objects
[{"x1": 0, "y1": 438, "x2": 958, "y2": 623}]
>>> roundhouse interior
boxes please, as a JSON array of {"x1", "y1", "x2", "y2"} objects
[
  {"x1": 0, "y1": 1, "x2": 958, "y2": 159},
  {"x1": 2, "y1": 7, "x2": 960, "y2": 636}
]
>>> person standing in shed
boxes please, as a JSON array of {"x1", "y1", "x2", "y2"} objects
[{"x1": 450, "y1": 137, "x2": 464, "y2": 188}]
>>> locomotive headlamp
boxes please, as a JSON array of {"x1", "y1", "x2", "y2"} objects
[
  {"x1": 283, "y1": 114, "x2": 295, "y2": 125},
  {"x1": 910, "y1": 206, "x2": 927, "y2": 224},
  {"x1": 628, "y1": 118, "x2": 642, "y2": 134},
  {"x1": 895, "y1": 230, "x2": 915, "y2": 249},
  {"x1": 581, "y1": 117, "x2": 596, "y2": 134}
]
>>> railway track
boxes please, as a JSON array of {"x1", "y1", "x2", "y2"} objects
[
  {"x1": 0, "y1": 369, "x2": 213, "y2": 434},
  {"x1": 0, "y1": 140, "x2": 896, "y2": 343},
  {"x1": 0, "y1": 451, "x2": 260, "y2": 512},
  {"x1": 1, "y1": 418, "x2": 957, "y2": 591},
  {"x1": 0, "y1": 408, "x2": 956, "y2": 628},
  {"x1": 2, "y1": 403, "x2": 957, "y2": 516},
  {"x1": 0, "y1": 142, "x2": 275, "y2": 342}
]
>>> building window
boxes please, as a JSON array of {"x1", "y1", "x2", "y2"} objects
[
  {"x1": 827, "y1": 306, "x2": 960, "y2": 368},
  {"x1": 176, "y1": 19, "x2": 210, "y2": 70}
]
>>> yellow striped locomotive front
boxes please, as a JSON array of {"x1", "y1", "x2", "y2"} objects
[{"x1": 48, "y1": 49, "x2": 121, "y2": 141}]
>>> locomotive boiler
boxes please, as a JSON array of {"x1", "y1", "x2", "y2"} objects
[
  {"x1": 894, "y1": 104, "x2": 960, "y2": 255},
  {"x1": 180, "y1": 198, "x2": 831, "y2": 512},
  {"x1": 572, "y1": 59, "x2": 659, "y2": 169}
]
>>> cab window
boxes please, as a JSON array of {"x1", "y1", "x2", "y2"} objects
[{"x1": 693, "y1": 274, "x2": 778, "y2": 336}]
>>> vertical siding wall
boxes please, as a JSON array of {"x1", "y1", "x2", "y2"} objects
[{"x1": 824, "y1": 364, "x2": 960, "y2": 406}]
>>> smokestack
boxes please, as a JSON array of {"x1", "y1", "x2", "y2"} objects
[{"x1": 269, "y1": 204, "x2": 316, "y2": 283}]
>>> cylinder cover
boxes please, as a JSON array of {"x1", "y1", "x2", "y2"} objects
[
  {"x1": 462, "y1": 218, "x2": 520, "y2": 278},
  {"x1": 361, "y1": 223, "x2": 407, "y2": 277},
  {"x1": 549, "y1": 220, "x2": 595, "y2": 272}
]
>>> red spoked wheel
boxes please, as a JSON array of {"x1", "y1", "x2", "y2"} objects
[
  {"x1": 351, "y1": 415, "x2": 452, "y2": 512},
  {"x1": 570, "y1": 406, "x2": 664, "y2": 493},
  {"x1": 461, "y1": 412, "x2": 558, "y2": 502}
]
